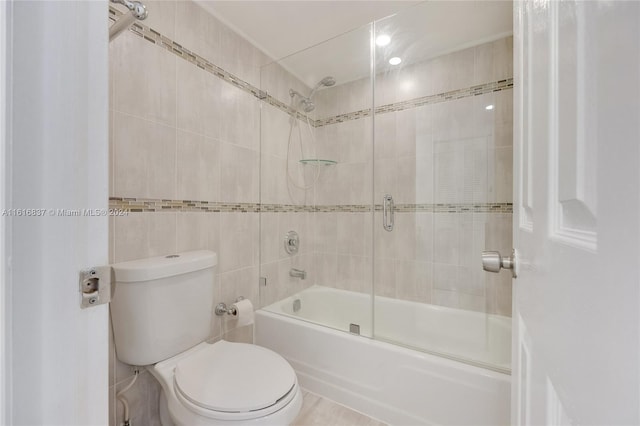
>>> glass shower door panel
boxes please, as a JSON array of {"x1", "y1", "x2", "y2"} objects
[
  {"x1": 371, "y1": 2, "x2": 513, "y2": 373},
  {"x1": 258, "y1": 23, "x2": 375, "y2": 338}
]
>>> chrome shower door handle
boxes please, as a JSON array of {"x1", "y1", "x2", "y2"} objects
[{"x1": 383, "y1": 194, "x2": 394, "y2": 232}]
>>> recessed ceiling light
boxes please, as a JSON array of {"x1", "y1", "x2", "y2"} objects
[
  {"x1": 389, "y1": 57, "x2": 402, "y2": 66},
  {"x1": 485, "y1": 104, "x2": 495, "y2": 110},
  {"x1": 376, "y1": 34, "x2": 391, "y2": 47}
]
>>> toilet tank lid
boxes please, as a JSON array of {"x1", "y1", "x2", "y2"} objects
[{"x1": 112, "y1": 250, "x2": 217, "y2": 283}]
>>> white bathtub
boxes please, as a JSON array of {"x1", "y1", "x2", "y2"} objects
[{"x1": 255, "y1": 285, "x2": 511, "y2": 425}]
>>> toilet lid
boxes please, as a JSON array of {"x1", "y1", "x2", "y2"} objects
[{"x1": 174, "y1": 341, "x2": 297, "y2": 413}]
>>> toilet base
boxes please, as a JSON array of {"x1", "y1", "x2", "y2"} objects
[{"x1": 158, "y1": 388, "x2": 175, "y2": 426}]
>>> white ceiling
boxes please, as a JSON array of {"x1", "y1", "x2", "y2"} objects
[{"x1": 197, "y1": 1, "x2": 513, "y2": 88}]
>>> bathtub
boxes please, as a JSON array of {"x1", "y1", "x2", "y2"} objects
[{"x1": 255, "y1": 285, "x2": 511, "y2": 425}]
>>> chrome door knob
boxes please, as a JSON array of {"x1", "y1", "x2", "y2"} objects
[{"x1": 482, "y1": 249, "x2": 518, "y2": 278}]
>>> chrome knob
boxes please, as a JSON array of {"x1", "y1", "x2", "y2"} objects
[
  {"x1": 482, "y1": 249, "x2": 518, "y2": 278},
  {"x1": 284, "y1": 230, "x2": 299, "y2": 255}
]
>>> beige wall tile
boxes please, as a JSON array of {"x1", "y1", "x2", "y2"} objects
[
  {"x1": 394, "y1": 214, "x2": 416, "y2": 261},
  {"x1": 219, "y1": 142, "x2": 259, "y2": 203},
  {"x1": 336, "y1": 255, "x2": 372, "y2": 293},
  {"x1": 336, "y1": 213, "x2": 367, "y2": 256},
  {"x1": 141, "y1": 0, "x2": 176, "y2": 39},
  {"x1": 314, "y1": 212, "x2": 337, "y2": 254},
  {"x1": 494, "y1": 271, "x2": 513, "y2": 317},
  {"x1": 374, "y1": 158, "x2": 397, "y2": 202},
  {"x1": 314, "y1": 252, "x2": 338, "y2": 287},
  {"x1": 224, "y1": 324, "x2": 254, "y2": 344},
  {"x1": 260, "y1": 154, "x2": 285, "y2": 205},
  {"x1": 492, "y1": 147, "x2": 513, "y2": 203},
  {"x1": 176, "y1": 60, "x2": 223, "y2": 139},
  {"x1": 219, "y1": 25, "x2": 263, "y2": 88},
  {"x1": 335, "y1": 119, "x2": 371, "y2": 164},
  {"x1": 433, "y1": 288, "x2": 459, "y2": 309},
  {"x1": 434, "y1": 214, "x2": 459, "y2": 264},
  {"x1": 374, "y1": 112, "x2": 396, "y2": 160},
  {"x1": 434, "y1": 143, "x2": 463, "y2": 204},
  {"x1": 458, "y1": 214, "x2": 475, "y2": 267},
  {"x1": 473, "y1": 92, "x2": 496, "y2": 138},
  {"x1": 112, "y1": 34, "x2": 177, "y2": 127},
  {"x1": 474, "y1": 40, "x2": 494, "y2": 86},
  {"x1": 493, "y1": 36, "x2": 514, "y2": 82},
  {"x1": 176, "y1": 212, "x2": 220, "y2": 254},
  {"x1": 113, "y1": 212, "x2": 177, "y2": 263},
  {"x1": 459, "y1": 293, "x2": 486, "y2": 313},
  {"x1": 495, "y1": 123, "x2": 513, "y2": 148},
  {"x1": 259, "y1": 212, "x2": 280, "y2": 264},
  {"x1": 113, "y1": 112, "x2": 176, "y2": 200},
  {"x1": 433, "y1": 263, "x2": 458, "y2": 293},
  {"x1": 395, "y1": 260, "x2": 431, "y2": 303},
  {"x1": 415, "y1": 212, "x2": 434, "y2": 262},
  {"x1": 261, "y1": 104, "x2": 292, "y2": 158},
  {"x1": 456, "y1": 265, "x2": 485, "y2": 296},
  {"x1": 395, "y1": 156, "x2": 417, "y2": 204},
  {"x1": 259, "y1": 261, "x2": 281, "y2": 308},
  {"x1": 175, "y1": 0, "x2": 221, "y2": 65},
  {"x1": 396, "y1": 109, "x2": 417, "y2": 158},
  {"x1": 176, "y1": 130, "x2": 220, "y2": 202},
  {"x1": 219, "y1": 266, "x2": 259, "y2": 310},
  {"x1": 219, "y1": 212, "x2": 259, "y2": 273},
  {"x1": 374, "y1": 258, "x2": 396, "y2": 298}
]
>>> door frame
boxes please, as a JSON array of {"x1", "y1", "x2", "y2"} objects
[
  {"x1": 1, "y1": 1, "x2": 110, "y2": 423},
  {"x1": 0, "y1": 0, "x2": 12, "y2": 423}
]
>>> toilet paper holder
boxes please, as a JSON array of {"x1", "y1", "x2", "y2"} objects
[{"x1": 215, "y1": 296, "x2": 245, "y2": 316}]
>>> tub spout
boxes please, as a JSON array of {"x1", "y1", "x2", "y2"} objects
[{"x1": 290, "y1": 268, "x2": 307, "y2": 279}]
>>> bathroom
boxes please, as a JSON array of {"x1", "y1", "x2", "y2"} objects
[
  {"x1": 107, "y1": 0, "x2": 513, "y2": 423},
  {"x1": 2, "y1": 0, "x2": 640, "y2": 425}
]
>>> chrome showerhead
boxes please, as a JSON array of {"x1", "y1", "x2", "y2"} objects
[
  {"x1": 308, "y1": 76, "x2": 336, "y2": 99},
  {"x1": 300, "y1": 98, "x2": 316, "y2": 113},
  {"x1": 318, "y1": 76, "x2": 336, "y2": 87}
]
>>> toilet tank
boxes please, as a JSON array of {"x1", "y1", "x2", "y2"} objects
[{"x1": 110, "y1": 250, "x2": 217, "y2": 366}]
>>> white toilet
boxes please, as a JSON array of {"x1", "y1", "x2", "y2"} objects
[{"x1": 110, "y1": 250, "x2": 303, "y2": 425}]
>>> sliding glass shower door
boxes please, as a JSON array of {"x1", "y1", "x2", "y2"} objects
[
  {"x1": 371, "y1": 2, "x2": 513, "y2": 373},
  {"x1": 258, "y1": 1, "x2": 514, "y2": 374}
]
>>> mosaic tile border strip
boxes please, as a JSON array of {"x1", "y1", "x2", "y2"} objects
[
  {"x1": 109, "y1": 198, "x2": 261, "y2": 213},
  {"x1": 110, "y1": 198, "x2": 512, "y2": 214},
  {"x1": 109, "y1": 7, "x2": 266, "y2": 99},
  {"x1": 375, "y1": 203, "x2": 513, "y2": 213},
  {"x1": 109, "y1": 6, "x2": 313, "y2": 124},
  {"x1": 109, "y1": 7, "x2": 513, "y2": 129},
  {"x1": 314, "y1": 79, "x2": 514, "y2": 127}
]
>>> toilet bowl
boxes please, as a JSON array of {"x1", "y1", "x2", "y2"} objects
[
  {"x1": 110, "y1": 251, "x2": 302, "y2": 425},
  {"x1": 149, "y1": 341, "x2": 303, "y2": 426}
]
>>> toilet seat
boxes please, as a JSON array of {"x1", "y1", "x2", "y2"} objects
[{"x1": 172, "y1": 340, "x2": 299, "y2": 422}]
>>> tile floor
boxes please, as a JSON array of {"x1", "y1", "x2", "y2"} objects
[{"x1": 293, "y1": 390, "x2": 386, "y2": 426}]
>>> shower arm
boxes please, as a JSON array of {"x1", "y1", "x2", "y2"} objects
[{"x1": 111, "y1": 0, "x2": 148, "y2": 20}]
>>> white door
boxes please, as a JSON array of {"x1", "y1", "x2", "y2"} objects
[
  {"x1": 2, "y1": 1, "x2": 109, "y2": 424},
  {"x1": 511, "y1": 1, "x2": 640, "y2": 424}
]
